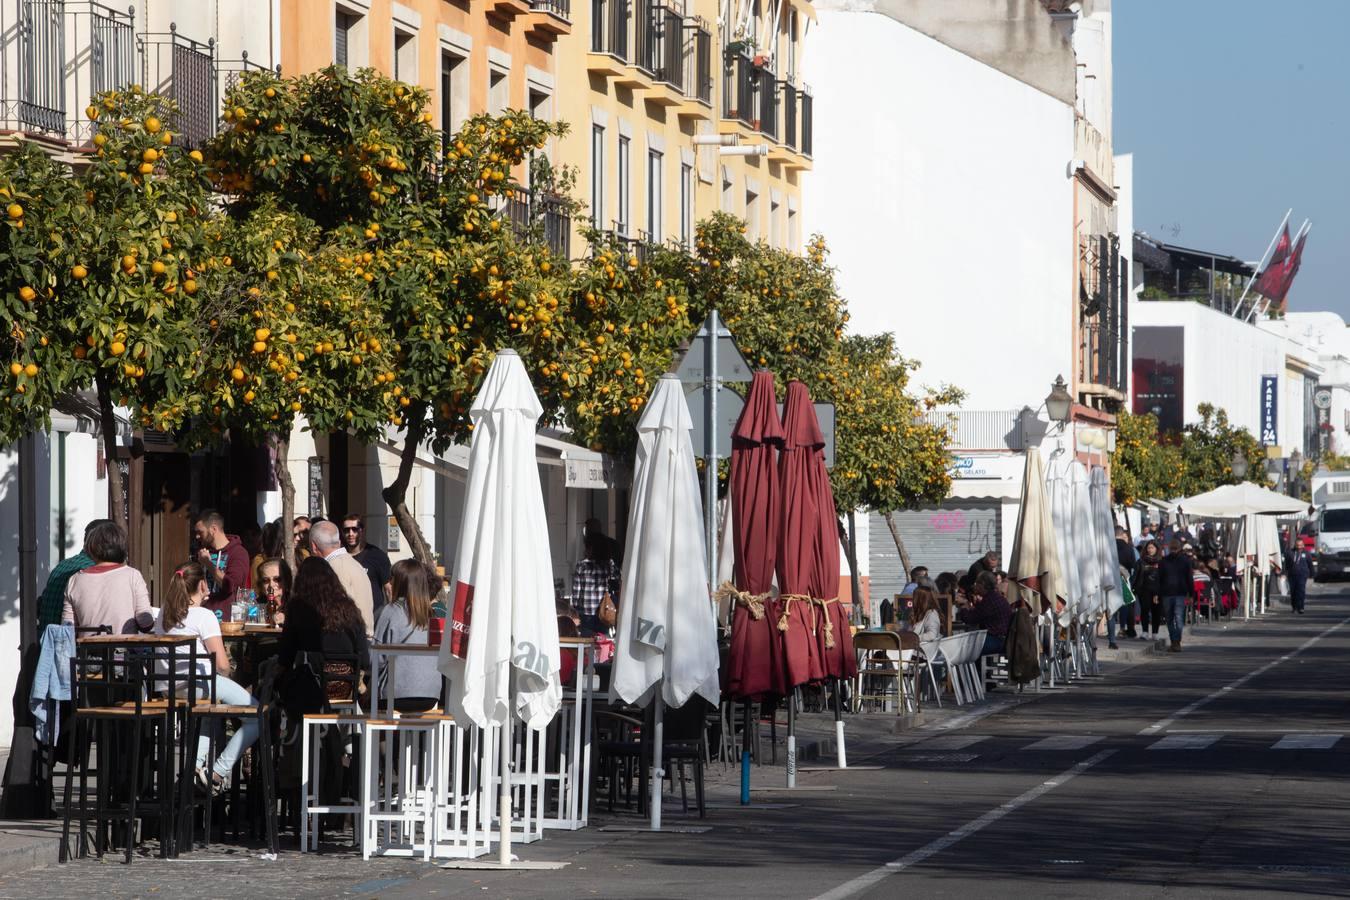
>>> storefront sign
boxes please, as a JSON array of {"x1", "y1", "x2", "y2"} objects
[
  {"x1": 949, "y1": 456, "x2": 995, "y2": 479},
  {"x1": 1260, "y1": 375, "x2": 1278, "y2": 446}
]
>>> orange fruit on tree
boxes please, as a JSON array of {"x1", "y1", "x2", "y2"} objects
[
  {"x1": 254, "y1": 327, "x2": 271, "y2": 341},
  {"x1": 243, "y1": 390, "x2": 256, "y2": 403},
  {"x1": 6, "y1": 203, "x2": 22, "y2": 219},
  {"x1": 189, "y1": 150, "x2": 203, "y2": 163},
  {"x1": 18, "y1": 286, "x2": 35, "y2": 302},
  {"x1": 71, "y1": 265, "x2": 88, "y2": 280},
  {"x1": 8, "y1": 362, "x2": 21, "y2": 376},
  {"x1": 143, "y1": 115, "x2": 161, "y2": 134},
  {"x1": 109, "y1": 341, "x2": 125, "y2": 356},
  {"x1": 73, "y1": 346, "x2": 86, "y2": 360},
  {"x1": 86, "y1": 105, "x2": 98, "y2": 120},
  {"x1": 151, "y1": 260, "x2": 167, "y2": 275},
  {"x1": 252, "y1": 341, "x2": 267, "y2": 354},
  {"x1": 230, "y1": 367, "x2": 245, "y2": 382},
  {"x1": 182, "y1": 279, "x2": 197, "y2": 294},
  {"x1": 138, "y1": 162, "x2": 154, "y2": 175},
  {"x1": 142, "y1": 148, "x2": 158, "y2": 163}
]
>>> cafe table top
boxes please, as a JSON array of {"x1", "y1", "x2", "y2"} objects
[{"x1": 77, "y1": 633, "x2": 197, "y2": 645}]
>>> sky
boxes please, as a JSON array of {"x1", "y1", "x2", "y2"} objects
[{"x1": 1114, "y1": 0, "x2": 1350, "y2": 317}]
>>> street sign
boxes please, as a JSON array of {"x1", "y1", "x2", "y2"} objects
[
  {"x1": 777, "y1": 401, "x2": 836, "y2": 469},
  {"x1": 687, "y1": 384, "x2": 745, "y2": 459},
  {"x1": 672, "y1": 310, "x2": 754, "y2": 384}
]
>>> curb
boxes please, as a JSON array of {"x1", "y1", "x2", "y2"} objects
[{"x1": 0, "y1": 824, "x2": 61, "y2": 877}]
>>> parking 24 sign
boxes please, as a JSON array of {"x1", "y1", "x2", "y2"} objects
[{"x1": 1260, "y1": 375, "x2": 1278, "y2": 446}]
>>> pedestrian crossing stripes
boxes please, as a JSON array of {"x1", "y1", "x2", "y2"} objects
[
  {"x1": 1272, "y1": 734, "x2": 1342, "y2": 750},
  {"x1": 912, "y1": 734, "x2": 989, "y2": 751},
  {"x1": 1147, "y1": 734, "x2": 1222, "y2": 750},
  {"x1": 1022, "y1": 735, "x2": 1103, "y2": 751}
]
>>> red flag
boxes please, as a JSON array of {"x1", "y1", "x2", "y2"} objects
[
  {"x1": 1254, "y1": 227, "x2": 1309, "y2": 306},
  {"x1": 1278, "y1": 230, "x2": 1309, "y2": 301},
  {"x1": 1251, "y1": 224, "x2": 1292, "y2": 301}
]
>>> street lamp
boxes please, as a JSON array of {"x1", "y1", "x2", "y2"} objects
[
  {"x1": 1289, "y1": 448, "x2": 1304, "y2": 498},
  {"x1": 1045, "y1": 375, "x2": 1073, "y2": 425},
  {"x1": 1231, "y1": 450, "x2": 1249, "y2": 480}
]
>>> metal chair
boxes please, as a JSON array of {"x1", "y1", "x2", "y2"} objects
[{"x1": 852, "y1": 631, "x2": 919, "y2": 714}]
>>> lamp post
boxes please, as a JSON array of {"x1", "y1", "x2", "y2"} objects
[
  {"x1": 1289, "y1": 449, "x2": 1303, "y2": 499},
  {"x1": 1231, "y1": 450, "x2": 1249, "y2": 481},
  {"x1": 1045, "y1": 375, "x2": 1073, "y2": 426}
]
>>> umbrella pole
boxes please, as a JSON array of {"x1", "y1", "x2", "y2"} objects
[
  {"x1": 499, "y1": 719, "x2": 512, "y2": 867},
  {"x1": 832, "y1": 678, "x2": 847, "y2": 768},
  {"x1": 651, "y1": 693, "x2": 665, "y2": 831},
  {"x1": 786, "y1": 691, "x2": 797, "y2": 789},
  {"x1": 740, "y1": 702, "x2": 752, "y2": 805}
]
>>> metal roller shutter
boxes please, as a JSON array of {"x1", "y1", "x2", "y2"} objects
[{"x1": 869, "y1": 502, "x2": 1002, "y2": 601}]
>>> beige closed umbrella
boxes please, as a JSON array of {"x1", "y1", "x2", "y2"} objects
[{"x1": 1007, "y1": 449, "x2": 1063, "y2": 682}]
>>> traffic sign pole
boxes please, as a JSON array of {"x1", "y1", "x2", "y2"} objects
[{"x1": 705, "y1": 309, "x2": 719, "y2": 606}]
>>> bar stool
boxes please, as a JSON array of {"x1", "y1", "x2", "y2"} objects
[
  {"x1": 60, "y1": 641, "x2": 194, "y2": 863},
  {"x1": 185, "y1": 662, "x2": 280, "y2": 854},
  {"x1": 297, "y1": 651, "x2": 367, "y2": 851},
  {"x1": 360, "y1": 714, "x2": 440, "y2": 859}
]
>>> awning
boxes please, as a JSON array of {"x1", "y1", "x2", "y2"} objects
[
  {"x1": 947, "y1": 479, "x2": 1021, "y2": 502},
  {"x1": 49, "y1": 390, "x2": 130, "y2": 439},
  {"x1": 1177, "y1": 481, "x2": 1307, "y2": 518}
]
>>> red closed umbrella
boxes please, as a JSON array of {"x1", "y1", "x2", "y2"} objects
[
  {"x1": 776, "y1": 381, "x2": 826, "y2": 689},
  {"x1": 804, "y1": 392, "x2": 855, "y2": 681},
  {"x1": 724, "y1": 370, "x2": 786, "y2": 699}
]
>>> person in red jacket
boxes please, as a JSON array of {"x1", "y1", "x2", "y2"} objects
[{"x1": 193, "y1": 509, "x2": 251, "y2": 621}]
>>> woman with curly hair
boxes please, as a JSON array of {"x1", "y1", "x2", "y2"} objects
[{"x1": 279, "y1": 557, "x2": 371, "y2": 714}]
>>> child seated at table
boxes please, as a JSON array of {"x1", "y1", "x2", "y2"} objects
[
  {"x1": 154, "y1": 562, "x2": 260, "y2": 796},
  {"x1": 373, "y1": 560, "x2": 442, "y2": 714}
]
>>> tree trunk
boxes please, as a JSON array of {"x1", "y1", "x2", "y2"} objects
[
  {"x1": 837, "y1": 512, "x2": 865, "y2": 625},
  {"x1": 95, "y1": 372, "x2": 126, "y2": 527},
  {"x1": 271, "y1": 431, "x2": 297, "y2": 572},
  {"x1": 882, "y1": 510, "x2": 914, "y2": 582},
  {"x1": 382, "y1": 401, "x2": 434, "y2": 565}
]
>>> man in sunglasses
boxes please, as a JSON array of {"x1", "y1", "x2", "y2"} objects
[
  {"x1": 341, "y1": 513, "x2": 392, "y2": 614},
  {"x1": 292, "y1": 516, "x2": 312, "y2": 561}
]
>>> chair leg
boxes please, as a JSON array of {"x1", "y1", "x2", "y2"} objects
[
  {"x1": 59, "y1": 716, "x2": 82, "y2": 863},
  {"x1": 260, "y1": 713, "x2": 279, "y2": 856},
  {"x1": 94, "y1": 721, "x2": 110, "y2": 858},
  {"x1": 124, "y1": 721, "x2": 141, "y2": 864}
]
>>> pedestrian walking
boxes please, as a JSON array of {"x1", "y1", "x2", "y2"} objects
[
  {"x1": 1158, "y1": 538, "x2": 1194, "y2": 652},
  {"x1": 1285, "y1": 543, "x2": 1312, "y2": 614},
  {"x1": 1115, "y1": 526, "x2": 1139, "y2": 641},
  {"x1": 1133, "y1": 541, "x2": 1163, "y2": 640},
  {"x1": 572, "y1": 532, "x2": 620, "y2": 636}
]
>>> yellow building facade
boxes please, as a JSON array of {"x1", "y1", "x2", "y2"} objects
[
  {"x1": 278, "y1": 0, "x2": 565, "y2": 146},
  {"x1": 556, "y1": 0, "x2": 813, "y2": 253}
]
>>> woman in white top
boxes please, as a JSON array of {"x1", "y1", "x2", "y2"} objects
[
  {"x1": 154, "y1": 562, "x2": 259, "y2": 795},
  {"x1": 905, "y1": 587, "x2": 944, "y2": 644}
]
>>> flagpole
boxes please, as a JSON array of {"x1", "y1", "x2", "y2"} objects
[
  {"x1": 1236, "y1": 208, "x2": 1291, "y2": 321},
  {"x1": 1254, "y1": 219, "x2": 1310, "y2": 321}
]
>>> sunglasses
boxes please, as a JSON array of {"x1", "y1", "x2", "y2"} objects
[
  {"x1": 261, "y1": 575, "x2": 283, "y2": 584},
  {"x1": 342, "y1": 526, "x2": 362, "y2": 533}
]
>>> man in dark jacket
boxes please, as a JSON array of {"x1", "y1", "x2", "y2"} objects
[
  {"x1": 1158, "y1": 540, "x2": 1194, "y2": 652},
  {"x1": 1286, "y1": 544, "x2": 1312, "y2": 614},
  {"x1": 957, "y1": 571, "x2": 1013, "y2": 657},
  {"x1": 194, "y1": 509, "x2": 252, "y2": 621},
  {"x1": 1115, "y1": 527, "x2": 1139, "y2": 639}
]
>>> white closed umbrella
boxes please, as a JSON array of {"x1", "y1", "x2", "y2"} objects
[
  {"x1": 439, "y1": 349, "x2": 562, "y2": 867},
  {"x1": 1070, "y1": 461, "x2": 1101, "y2": 622},
  {"x1": 1046, "y1": 456, "x2": 1080, "y2": 626},
  {"x1": 612, "y1": 375, "x2": 720, "y2": 830},
  {"x1": 1090, "y1": 466, "x2": 1122, "y2": 615},
  {"x1": 1009, "y1": 448, "x2": 1062, "y2": 616}
]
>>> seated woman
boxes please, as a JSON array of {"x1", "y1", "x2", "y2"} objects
[
  {"x1": 280, "y1": 557, "x2": 371, "y2": 710},
  {"x1": 904, "y1": 587, "x2": 945, "y2": 643},
  {"x1": 956, "y1": 571, "x2": 1013, "y2": 657},
  {"x1": 154, "y1": 562, "x2": 259, "y2": 796},
  {"x1": 62, "y1": 521, "x2": 154, "y2": 634},
  {"x1": 373, "y1": 559, "x2": 442, "y2": 714},
  {"x1": 257, "y1": 557, "x2": 292, "y2": 626}
]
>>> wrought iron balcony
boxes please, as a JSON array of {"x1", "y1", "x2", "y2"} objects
[
  {"x1": 139, "y1": 23, "x2": 217, "y2": 149},
  {"x1": 590, "y1": 0, "x2": 629, "y2": 60},
  {"x1": 0, "y1": 1, "x2": 136, "y2": 144},
  {"x1": 531, "y1": 0, "x2": 570, "y2": 16},
  {"x1": 503, "y1": 188, "x2": 572, "y2": 259}
]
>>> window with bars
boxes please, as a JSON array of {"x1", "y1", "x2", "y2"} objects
[
  {"x1": 335, "y1": 11, "x2": 357, "y2": 67},
  {"x1": 617, "y1": 135, "x2": 631, "y2": 237},
  {"x1": 680, "y1": 162, "x2": 694, "y2": 247},
  {"x1": 647, "y1": 149, "x2": 663, "y2": 243},
  {"x1": 591, "y1": 124, "x2": 605, "y2": 228}
]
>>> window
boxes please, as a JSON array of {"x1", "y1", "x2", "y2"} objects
[
  {"x1": 591, "y1": 124, "x2": 605, "y2": 227},
  {"x1": 393, "y1": 29, "x2": 416, "y2": 82},
  {"x1": 745, "y1": 187, "x2": 759, "y2": 241},
  {"x1": 335, "y1": 11, "x2": 357, "y2": 68},
  {"x1": 787, "y1": 205, "x2": 799, "y2": 252},
  {"x1": 647, "y1": 149, "x2": 664, "y2": 242},
  {"x1": 721, "y1": 167, "x2": 734, "y2": 212},
  {"x1": 441, "y1": 51, "x2": 466, "y2": 152},
  {"x1": 787, "y1": 10, "x2": 798, "y2": 80},
  {"x1": 489, "y1": 67, "x2": 509, "y2": 114},
  {"x1": 770, "y1": 197, "x2": 781, "y2": 248},
  {"x1": 680, "y1": 162, "x2": 694, "y2": 246},
  {"x1": 617, "y1": 136, "x2": 631, "y2": 236}
]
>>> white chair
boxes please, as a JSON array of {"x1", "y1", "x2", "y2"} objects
[{"x1": 918, "y1": 640, "x2": 944, "y2": 708}]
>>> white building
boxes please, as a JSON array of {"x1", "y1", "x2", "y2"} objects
[{"x1": 804, "y1": 0, "x2": 1119, "y2": 609}]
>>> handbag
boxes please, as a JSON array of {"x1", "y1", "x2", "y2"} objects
[{"x1": 598, "y1": 591, "x2": 618, "y2": 629}]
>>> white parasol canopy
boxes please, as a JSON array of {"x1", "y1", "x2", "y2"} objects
[
  {"x1": 612, "y1": 374, "x2": 720, "y2": 710},
  {"x1": 1090, "y1": 465, "x2": 1122, "y2": 615},
  {"x1": 1008, "y1": 448, "x2": 1062, "y2": 614},
  {"x1": 439, "y1": 349, "x2": 562, "y2": 730},
  {"x1": 1178, "y1": 482, "x2": 1307, "y2": 518}
]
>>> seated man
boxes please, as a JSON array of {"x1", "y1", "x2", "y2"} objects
[{"x1": 955, "y1": 571, "x2": 1012, "y2": 658}]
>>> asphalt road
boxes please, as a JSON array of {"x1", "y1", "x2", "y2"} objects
[{"x1": 4, "y1": 585, "x2": 1348, "y2": 899}]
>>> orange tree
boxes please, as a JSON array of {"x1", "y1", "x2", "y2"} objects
[
  {"x1": 205, "y1": 66, "x2": 575, "y2": 562},
  {"x1": 823, "y1": 333, "x2": 962, "y2": 592},
  {"x1": 0, "y1": 88, "x2": 214, "y2": 523},
  {"x1": 1110, "y1": 409, "x2": 1184, "y2": 506},
  {"x1": 181, "y1": 203, "x2": 400, "y2": 569}
]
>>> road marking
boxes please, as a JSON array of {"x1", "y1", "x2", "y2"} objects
[
  {"x1": 811, "y1": 750, "x2": 1116, "y2": 900},
  {"x1": 901, "y1": 753, "x2": 980, "y2": 764},
  {"x1": 1272, "y1": 734, "x2": 1342, "y2": 750},
  {"x1": 1022, "y1": 735, "x2": 1103, "y2": 751},
  {"x1": 1148, "y1": 733, "x2": 1221, "y2": 750},
  {"x1": 910, "y1": 734, "x2": 989, "y2": 751},
  {"x1": 1139, "y1": 614, "x2": 1350, "y2": 735}
]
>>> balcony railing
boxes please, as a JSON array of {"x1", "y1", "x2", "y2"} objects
[
  {"x1": 503, "y1": 188, "x2": 572, "y2": 259},
  {"x1": 591, "y1": 0, "x2": 629, "y2": 60},
  {"x1": 686, "y1": 20, "x2": 712, "y2": 105},
  {"x1": 922, "y1": 409, "x2": 1032, "y2": 452},
  {"x1": 140, "y1": 24, "x2": 216, "y2": 149},
  {"x1": 531, "y1": 0, "x2": 570, "y2": 18},
  {"x1": 722, "y1": 48, "x2": 759, "y2": 129},
  {"x1": 800, "y1": 87, "x2": 812, "y2": 156}
]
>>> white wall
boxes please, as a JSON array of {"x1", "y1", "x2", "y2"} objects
[
  {"x1": 1131, "y1": 300, "x2": 1288, "y2": 441},
  {"x1": 803, "y1": 9, "x2": 1076, "y2": 410}
]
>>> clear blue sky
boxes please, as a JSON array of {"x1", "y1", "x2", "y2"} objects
[{"x1": 1115, "y1": 0, "x2": 1349, "y2": 316}]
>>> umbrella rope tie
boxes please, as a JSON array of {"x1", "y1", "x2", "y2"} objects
[
  {"x1": 814, "y1": 597, "x2": 840, "y2": 649},
  {"x1": 715, "y1": 582, "x2": 770, "y2": 620},
  {"x1": 778, "y1": 594, "x2": 813, "y2": 632}
]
